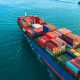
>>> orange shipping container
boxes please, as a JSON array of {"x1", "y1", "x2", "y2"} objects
[
  {"x1": 38, "y1": 36, "x2": 49, "y2": 48},
  {"x1": 58, "y1": 28, "x2": 72, "y2": 35}
]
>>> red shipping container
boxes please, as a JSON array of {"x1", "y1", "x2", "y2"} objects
[
  {"x1": 50, "y1": 38, "x2": 61, "y2": 47},
  {"x1": 27, "y1": 29, "x2": 33, "y2": 36},
  {"x1": 36, "y1": 17, "x2": 44, "y2": 24},
  {"x1": 30, "y1": 16, "x2": 44, "y2": 24},
  {"x1": 65, "y1": 66, "x2": 77, "y2": 77},
  {"x1": 46, "y1": 42, "x2": 57, "y2": 54},
  {"x1": 45, "y1": 32, "x2": 58, "y2": 39},
  {"x1": 24, "y1": 28, "x2": 30, "y2": 31},
  {"x1": 46, "y1": 47, "x2": 57, "y2": 54},
  {"x1": 70, "y1": 59, "x2": 80, "y2": 69},
  {"x1": 38, "y1": 36, "x2": 50, "y2": 48},
  {"x1": 23, "y1": 17, "x2": 31, "y2": 22},
  {"x1": 42, "y1": 36, "x2": 50, "y2": 41}
]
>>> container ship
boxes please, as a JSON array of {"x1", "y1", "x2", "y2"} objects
[{"x1": 18, "y1": 15, "x2": 80, "y2": 80}]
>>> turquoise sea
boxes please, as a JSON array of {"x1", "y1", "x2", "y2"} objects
[{"x1": 0, "y1": 0, "x2": 80, "y2": 80}]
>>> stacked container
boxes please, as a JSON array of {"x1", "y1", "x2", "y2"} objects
[
  {"x1": 54, "y1": 31, "x2": 63, "y2": 37},
  {"x1": 45, "y1": 32, "x2": 58, "y2": 39},
  {"x1": 46, "y1": 42, "x2": 57, "y2": 56},
  {"x1": 57, "y1": 28, "x2": 72, "y2": 35},
  {"x1": 75, "y1": 46, "x2": 80, "y2": 53},
  {"x1": 23, "y1": 17, "x2": 32, "y2": 27},
  {"x1": 24, "y1": 27, "x2": 43, "y2": 37},
  {"x1": 56, "y1": 52, "x2": 73, "y2": 65},
  {"x1": 50, "y1": 38, "x2": 65, "y2": 54},
  {"x1": 32, "y1": 24, "x2": 43, "y2": 28},
  {"x1": 43, "y1": 23, "x2": 57, "y2": 31},
  {"x1": 30, "y1": 16, "x2": 37, "y2": 23},
  {"x1": 35, "y1": 17, "x2": 44, "y2": 24},
  {"x1": 38, "y1": 36, "x2": 50, "y2": 48},
  {"x1": 24, "y1": 28, "x2": 34, "y2": 37},
  {"x1": 33, "y1": 27, "x2": 43, "y2": 35},
  {"x1": 50, "y1": 38, "x2": 60, "y2": 47},
  {"x1": 30, "y1": 16, "x2": 44, "y2": 24},
  {"x1": 63, "y1": 33, "x2": 78, "y2": 47},
  {"x1": 65, "y1": 57, "x2": 80, "y2": 77},
  {"x1": 70, "y1": 49, "x2": 80, "y2": 57},
  {"x1": 55, "y1": 37, "x2": 67, "y2": 52},
  {"x1": 43, "y1": 26, "x2": 51, "y2": 33},
  {"x1": 20, "y1": 20, "x2": 27, "y2": 28}
]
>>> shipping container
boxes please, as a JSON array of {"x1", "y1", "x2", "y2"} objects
[
  {"x1": 50, "y1": 38, "x2": 61, "y2": 47},
  {"x1": 38, "y1": 36, "x2": 50, "y2": 48},
  {"x1": 65, "y1": 57, "x2": 80, "y2": 77},
  {"x1": 33, "y1": 28, "x2": 43, "y2": 35},
  {"x1": 46, "y1": 48, "x2": 55, "y2": 56},
  {"x1": 65, "y1": 66, "x2": 77, "y2": 77},
  {"x1": 58, "y1": 28, "x2": 72, "y2": 35},
  {"x1": 66, "y1": 50, "x2": 77, "y2": 58},
  {"x1": 70, "y1": 59, "x2": 80, "y2": 69},
  {"x1": 45, "y1": 32, "x2": 58, "y2": 39},
  {"x1": 36, "y1": 18, "x2": 44, "y2": 24},
  {"x1": 43, "y1": 23, "x2": 57, "y2": 31},
  {"x1": 32, "y1": 24, "x2": 43, "y2": 28},
  {"x1": 55, "y1": 37, "x2": 67, "y2": 46},
  {"x1": 56, "y1": 51, "x2": 73, "y2": 65},
  {"x1": 70, "y1": 49, "x2": 77, "y2": 53},
  {"x1": 54, "y1": 31, "x2": 63, "y2": 37},
  {"x1": 66, "y1": 61, "x2": 79, "y2": 74},
  {"x1": 70, "y1": 49, "x2": 80, "y2": 57},
  {"x1": 46, "y1": 42, "x2": 58, "y2": 55},
  {"x1": 75, "y1": 46, "x2": 80, "y2": 53},
  {"x1": 43, "y1": 26, "x2": 51, "y2": 33},
  {"x1": 18, "y1": 15, "x2": 78, "y2": 80},
  {"x1": 63, "y1": 33, "x2": 79, "y2": 47}
]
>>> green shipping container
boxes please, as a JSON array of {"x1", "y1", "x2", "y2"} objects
[{"x1": 22, "y1": 20, "x2": 25, "y2": 24}]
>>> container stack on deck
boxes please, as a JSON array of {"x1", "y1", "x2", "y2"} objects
[
  {"x1": 66, "y1": 57, "x2": 80, "y2": 78},
  {"x1": 18, "y1": 15, "x2": 80, "y2": 80},
  {"x1": 57, "y1": 28, "x2": 80, "y2": 48}
]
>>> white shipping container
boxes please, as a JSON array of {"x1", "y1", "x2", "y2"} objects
[{"x1": 32, "y1": 24, "x2": 42, "y2": 28}]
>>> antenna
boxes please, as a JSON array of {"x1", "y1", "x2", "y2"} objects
[{"x1": 25, "y1": 12, "x2": 27, "y2": 16}]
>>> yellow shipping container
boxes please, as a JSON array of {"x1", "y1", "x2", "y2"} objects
[
  {"x1": 74, "y1": 52, "x2": 80, "y2": 56},
  {"x1": 70, "y1": 49, "x2": 77, "y2": 53}
]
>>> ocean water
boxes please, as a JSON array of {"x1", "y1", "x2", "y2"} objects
[{"x1": 0, "y1": 0, "x2": 80, "y2": 80}]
